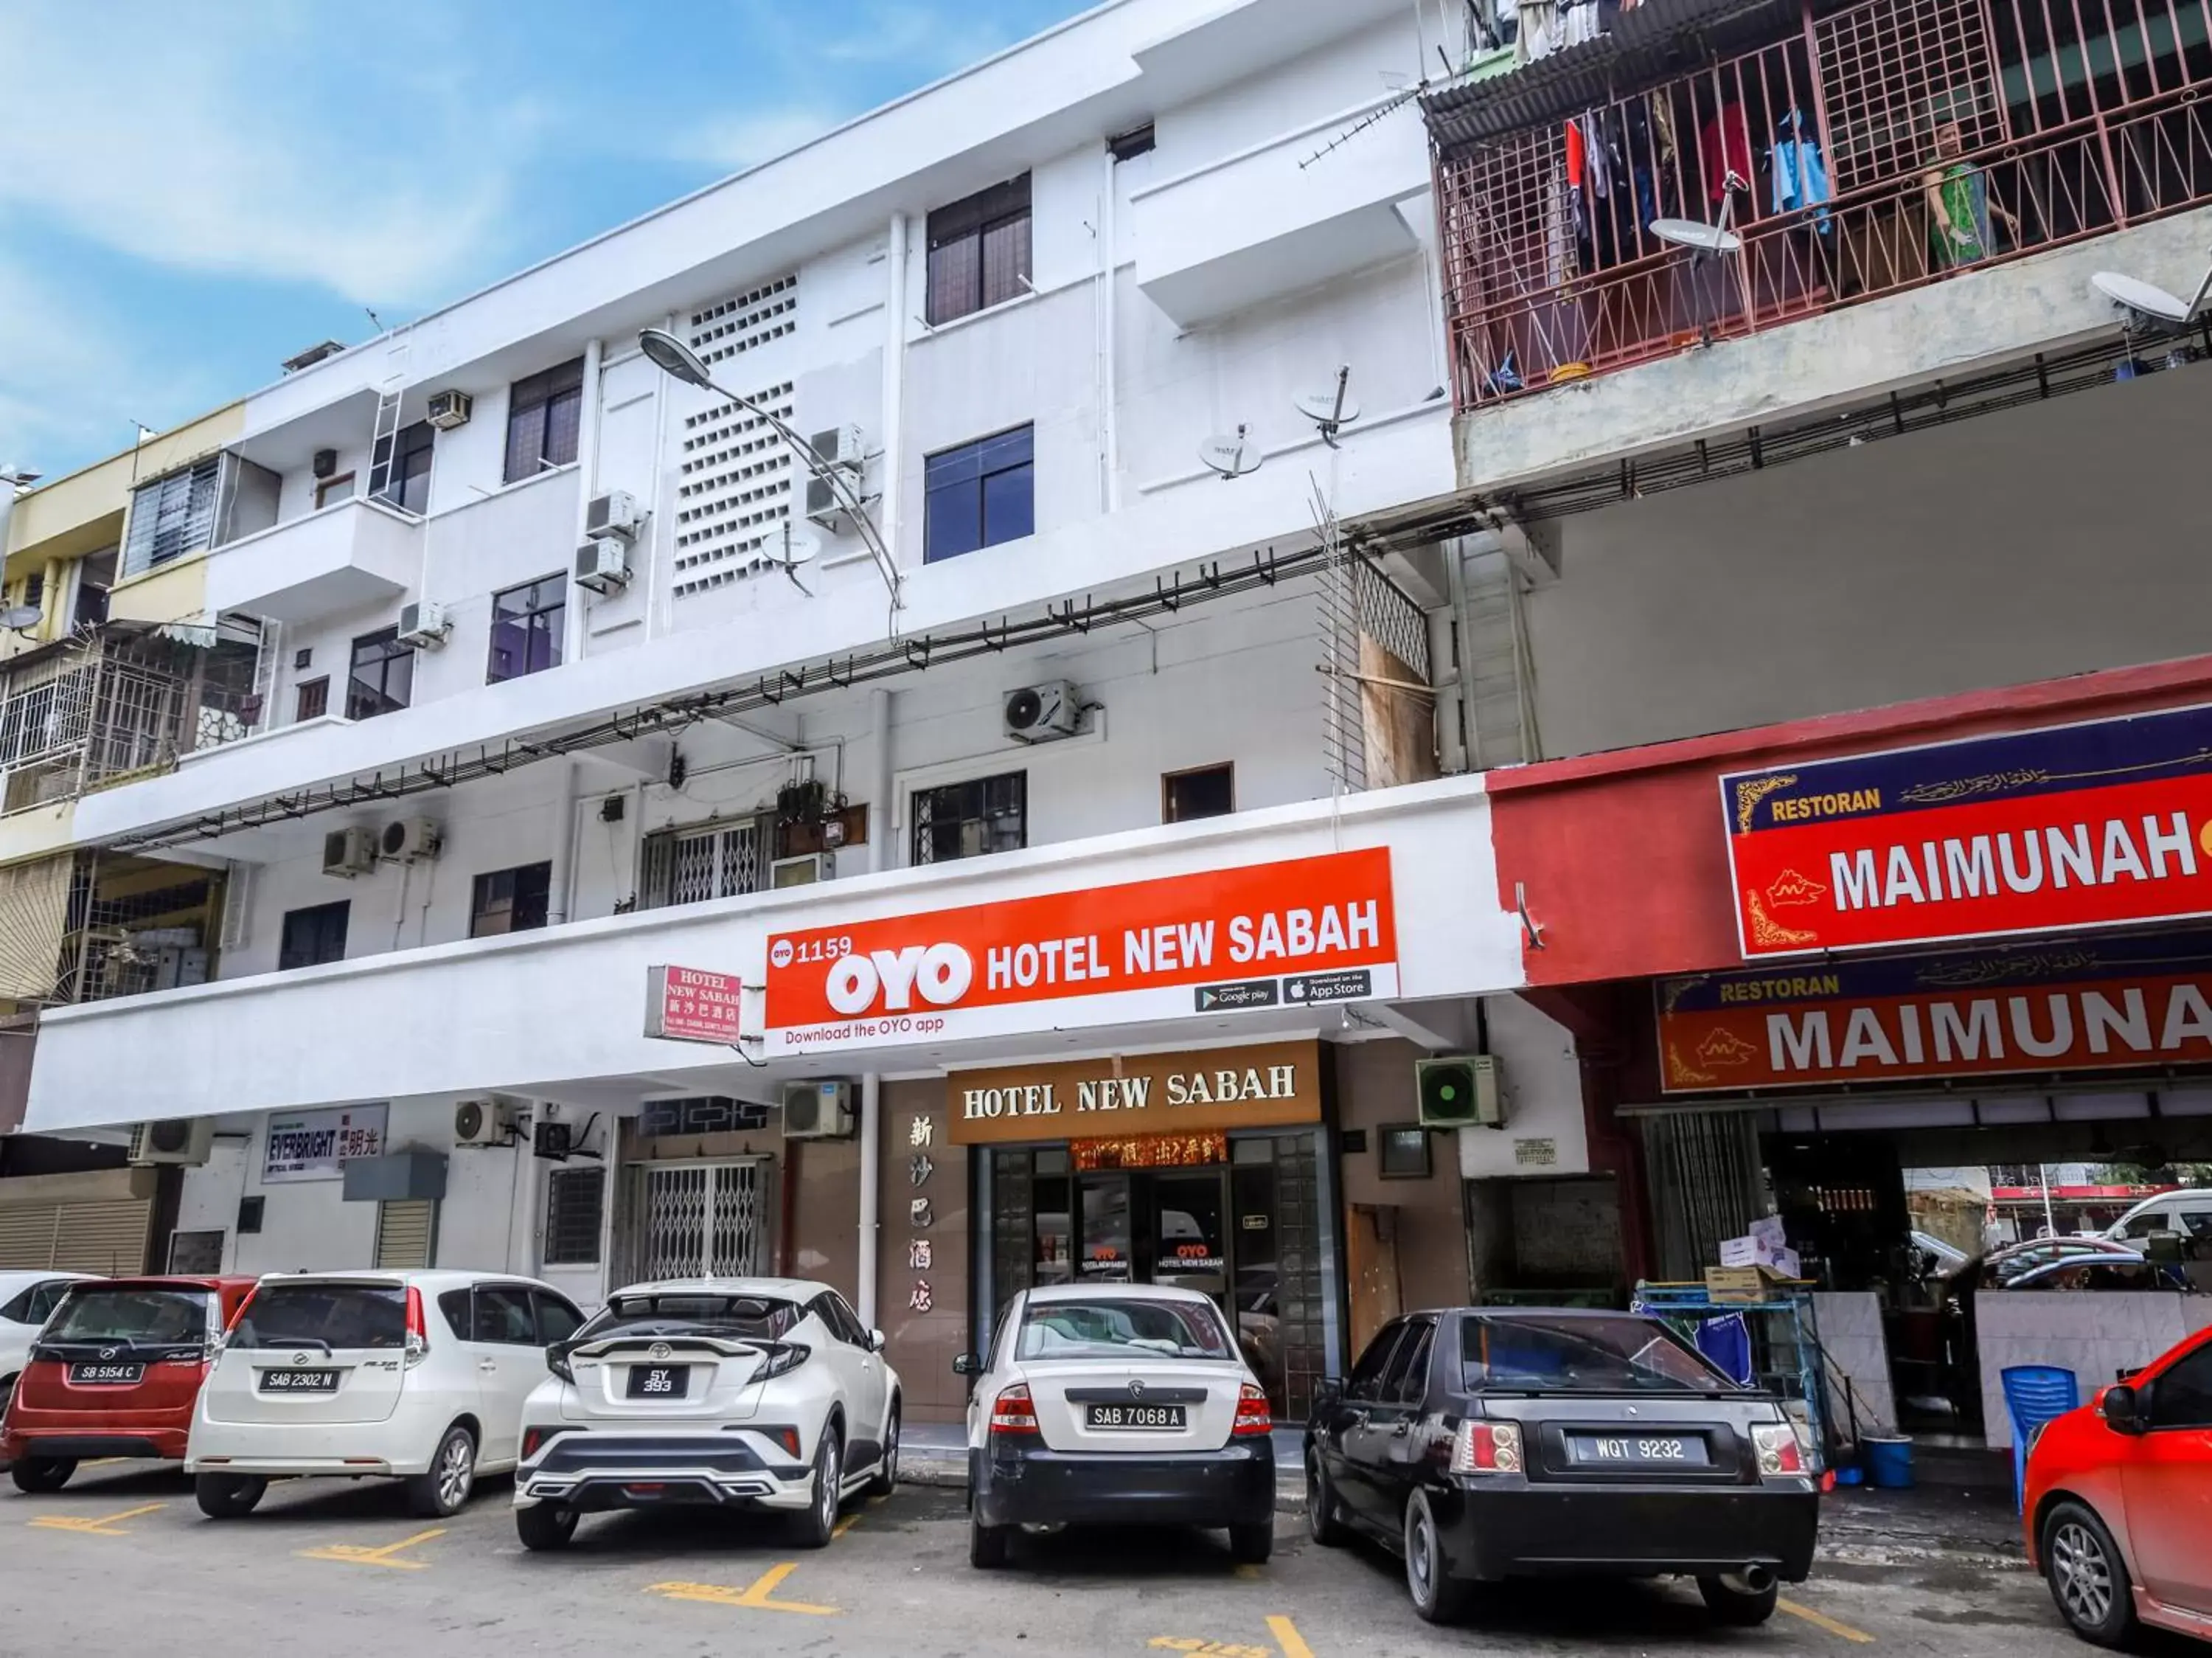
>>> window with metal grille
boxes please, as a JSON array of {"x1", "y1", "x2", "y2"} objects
[
  {"x1": 470, "y1": 861, "x2": 552, "y2": 937},
  {"x1": 926, "y1": 176, "x2": 1032, "y2": 325},
  {"x1": 543, "y1": 1166, "x2": 605, "y2": 1266},
  {"x1": 122, "y1": 457, "x2": 220, "y2": 575},
  {"x1": 504, "y1": 358, "x2": 585, "y2": 483},
  {"x1": 369, "y1": 420, "x2": 435, "y2": 514},
  {"x1": 911, "y1": 771, "x2": 1026, "y2": 866},
  {"x1": 639, "y1": 819, "x2": 765, "y2": 909}
]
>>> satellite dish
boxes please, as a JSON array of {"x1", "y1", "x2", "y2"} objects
[
  {"x1": 0, "y1": 605, "x2": 42, "y2": 632},
  {"x1": 2092, "y1": 270, "x2": 2195, "y2": 330},
  {"x1": 1295, "y1": 367, "x2": 1360, "y2": 448},
  {"x1": 1650, "y1": 218, "x2": 1742, "y2": 257},
  {"x1": 759, "y1": 523, "x2": 820, "y2": 568},
  {"x1": 1198, "y1": 426, "x2": 1261, "y2": 480}
]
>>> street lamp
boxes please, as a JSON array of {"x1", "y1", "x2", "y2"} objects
[{"x1": 637, "y1": 328, "x2": 902, "y2": 612}]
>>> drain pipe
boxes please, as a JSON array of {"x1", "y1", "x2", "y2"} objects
[
  {"x1": 564, "y1": 336, "x2": 605, "y2": 667},
  {"x1": 858, "y1": 1072, "x2": 882, "y2": 1326},
  {"x1": 868, "y1": 687, "x2": 894, "y2": 874},
  {"x1": 546, "y1": 759, "x2": 580, "y2": 925}
]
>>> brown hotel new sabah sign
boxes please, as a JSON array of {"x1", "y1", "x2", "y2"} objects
[{"x1": 947, "y1": 1039, "x2": 1323, "y2": 1145}]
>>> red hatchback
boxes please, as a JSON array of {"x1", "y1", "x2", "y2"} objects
[
  {"x1": 0, "y1": 1275, "x2": 257, "y2": 1493},
  {"x1": 2024, "y1": 1322, "x2": 2212, "y2": 1647}
]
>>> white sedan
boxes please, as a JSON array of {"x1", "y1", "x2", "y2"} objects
[
  {"x1": 512, "y1": 1277, "x2": 900, "y2": 1551},
  {"x1": 959, "y1": 1283, "x2": 1278, "y2": 1569},
  {"x1": 0, "y1": 1272, "x2": 94, "y2": 1413}
]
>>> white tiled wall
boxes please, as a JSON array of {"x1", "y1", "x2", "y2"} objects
[
  {"x1": 1810, "y1": 1291, "x2": 1899, "y2": 1439},
  {"x1": 1975, "y1": 1291, "x2": 2205, "y2": 1449}
]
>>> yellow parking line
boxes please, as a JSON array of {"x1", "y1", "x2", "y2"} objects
[
  {"x1": 647, "y1": 1562, "x2": 837, "y2": 1616},
  {"x1": 28, "y1": 1500, "x2": 166, "y2": 1536},
  {"x1": 299, "y1": 1527, "x2": 446, "y2": 1570},
  {"x1": 1778, "y1": 1597, "x2": 1877, "y2": 1644},
  {"x1": 1267, "y1": 1614, "x2": 1317, "y2": 1658},
  {"x1": 832, "y1": 1512, "x2": 862, "y2": 1539},
  {"x1": 1149, "y1": 1639, "x2": 1272, "y2": 1657}
]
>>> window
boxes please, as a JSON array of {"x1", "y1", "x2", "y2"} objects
[
  {"x1": 811, "y1": 1294, "x2": 870, "y2": 1348},
  {"x1": 925, "y1": 174, "x2": 1032, "y2": 325},
  {"x1": 293, "y1": 677, "x2": 329, "y2": 723},
  {"x1": 470, "y1": 861, "x2": 552, "y2": 938},
  {"x1": 17, "y1": 572, "x2": 43, "y2": 614},
  {"x1": 535, "y1": 1291, "x2": 585, "y2": 1344},
  {"x1": 472, "y1": 1284, "x2": 540, "y2": 1345},
  {"x1": 437, "y1": 1287, "x2": 472, "y2": 1339},
  {"x1": 230, "y1": 1283, "x2": 405, "y2": 1350},
  {"x1": 1344, "y1": 1323, "x2": 1406, "y2": 1402},
  {"x1": 0, "y1": 1278, "x2": 72, "y2": 1325},
  {"x1": 912, "y1": 770, "x2": 1026, "y2": 865},
  {"x1": 504, "y1": 358, "x2": 584, "y2": 483},
  {"x1": 347, "y1": 627, "x2": 414, "y2": 721},
  {"x1": 167, "y1": 1230, "x2": 224, "y2": 1273},
  {"x1": 2122, "y1": 1210, "x2": 2171, "y2": 1240},
  {"x1": 1388, "y1": 1319, "x2": 1437, "y2": 1404},
  {"x1": 1458, "y1": 1314, "x2": 1729, "y2": 1393},
  {"x1": 1164, "y1": 763, "x2": 1234, "y2": 824},
  {"x1": 73, "y1": 549, "x2": 115, "y2": 628},
  {"x1": 315, "y1": 472, "x2": 357, "y2": 510},
  {"x1": 488, "y1": 574, "x2": 564, "y2": 682},
  {"x1": 1376, "y1": 1125, "x2": 1433, "y2": 1181},
  {"x1": 122, "y1": 457, "x2": 220, "y2": 575},
  {"x1": 924, "y1": 426, "x2": 1034, "y2": 563},
  {"x1": 639, "y1": 819, "x2": 765, "y2": 909},
  {"x1": 2149, "y1": 1344, "x2": 2212, "y2": 1429},
  {"x1": 1015, "y1": 1296, "x2": 1234, "y2": 1361},
  {"x1": 278, "y1": 900, "x2": 349, "y2": 971},
  {"x1": 542, "y1": 1168, "x2": 605, "y2": 1267},
  {"x1": 369, "y1": 421, "x2": 434, "y2": 515}
]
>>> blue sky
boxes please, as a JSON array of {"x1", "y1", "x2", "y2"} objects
[{"x1": 0, "y1": 0, "x2": 1093, "y2": 484}]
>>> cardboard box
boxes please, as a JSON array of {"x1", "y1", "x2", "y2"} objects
[
  {"x1": 1748, "y1": 1215, "x2": 1788, "y2": 1250},
  {"x1": 1718, "y1": 1234, "x2": 1775, "y2": 1268},
  {"x1": 1705, "y1": 1263, "x2": 1796, "y2": 1303},
  {"x1": 1772, "y1": 1246, "x2": 1801, "y2": 1280}
]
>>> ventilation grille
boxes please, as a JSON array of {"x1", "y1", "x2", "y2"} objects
[
  {"x1": 687, "y1": 275, "x2": 799, "y2": 369},
  {"x1": 673, "y1": 380, "x2": 797, "y2": 599}
]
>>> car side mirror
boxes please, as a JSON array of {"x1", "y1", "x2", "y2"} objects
[
  {"x1": 953, "y1": 1353, "x2": 981, "y2": 1376},
  {"x1": 1315, "y1": 1376, "x2": 1344, "y2": 1406},
  {"x1": 868, "y1": 1328, "x2": 887, "y2": 1354},
  {"x1": 2102, "y1": 1383, "x2": 2146, "y2": 1434}
]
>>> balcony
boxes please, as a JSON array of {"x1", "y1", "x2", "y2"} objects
[
  {"x1": 1427, "y1": 0, "x2": 2212, "y2": 412},
  {"x1": 202, "y1": 498, "x2": 422, "y2": 624}
]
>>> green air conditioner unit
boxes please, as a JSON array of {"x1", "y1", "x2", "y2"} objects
[{"x1": 1415, "y1": 1055, "x2": 1503, "y2": 1130}]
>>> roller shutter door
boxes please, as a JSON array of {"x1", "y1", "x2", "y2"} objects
[
  {"x1": 375, "y1": 1200, "x2": 437, "y2": 1270},
  {"x1": 0, "y1": 1198, "x2": 153, "y2": 1272}
]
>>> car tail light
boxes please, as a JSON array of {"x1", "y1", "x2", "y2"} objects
[
  {"x1": 521, "y1": 1427, "x2": 549, "y2": 1460},
  {"x1": 547, "y1": 1346, "x2": 575, "y2": 1384},
  {"x1": 772, "y1": 1426, "x2": 802, "y2": 1458},
  {"x1": 403, "y1": 1286, "x2": 429, "y2": 1369},
  {"x1": 754, "y1": 1342, "x2": 810, "y2": 1383},
  {"x1": 1232, "y1": 1382, "x2": 1272, "y2": 1437},
  {"x1": 1752, "y1": 1423, "x2": 1806, "y2": 1477},
  {"x1": 1449, "y1": 1421, "x2": 1523, "y2": 1475},
  {"x1": 990, "y1": 1384, "x2": 1039, "y2": 1437},
  {"x1": 224, "y1": 1289, "x2": 256, "y2": 1332}
]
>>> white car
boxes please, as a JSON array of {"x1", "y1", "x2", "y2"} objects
[
  {"x1": 512, "y1": 1277, "x2": 900, "y2": 1552},
  {"x1": 2105, "y1": 1190, "x2": 2212, "y2": 1244},
  {"x1": 0, "y1": 1272, "x2": 94, "y2": 1412},
  {"x1": 958, "y1": 1283, "x2": 1278, "y2": 1570},
  {"x1": 186, "y1": 1270, "x2": 585, "y2": 1519}
]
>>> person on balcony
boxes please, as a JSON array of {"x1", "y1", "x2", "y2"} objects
[{"x1": 1924, "y1": 122, "x2": 2018, "y2": 267}]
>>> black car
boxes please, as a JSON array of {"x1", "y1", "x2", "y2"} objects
[{"x1": 1305, "y1": 1307, "x2": 1820, "y2": 1626}]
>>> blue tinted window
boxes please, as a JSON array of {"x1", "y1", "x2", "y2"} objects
[{"x1": 925, "y1": 425, "x2": 1034, "y2": 563}]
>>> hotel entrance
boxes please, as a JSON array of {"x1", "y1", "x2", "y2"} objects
[{"x1": 960, "y1": 1040, "x2": 1339, "y2": 1417}]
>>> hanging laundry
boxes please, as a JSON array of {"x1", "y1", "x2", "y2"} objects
[
  {"x1": 1772, "y1": 110, "x2": 1833, "y2": 224},
  {"x1": 1517, "y1": 0, "x2": 1559, "y2": 60},
  {"x1": 1700, "y1": 105, "x2": 1752, "y2": 206}
]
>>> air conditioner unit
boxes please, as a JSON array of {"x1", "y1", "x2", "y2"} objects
[
  {"x1": 396, "y1": 600, "x2": 451, "y2": 648},
  {"x1": 771, "y1": 852, "x2": 832, "y2": 888},
  {"x1": 128, "y1": 1118, "x2": 214, "y2": 1168},
  {"x1": 1415, "y1": 1054, "x2": 1504, "y2": 1130},
  {"x1": 782, "y1": 1080, "x2": 855, "y2": 1140},
  {"x1": 322, "y1": 826, "x2": 378, "y2": 878},
  {"x1": 453, "y1": 1097, "x2": 510, "y2": 1147},
  {"x1": 575, "y1": 536, "x2": 631, "y2": 594},
  {"x1": 379, "y1": 817, "x2": 442, "y2": 863},
  {"x1": 807, "y1": 426, "x2": 865, "y2": 474},
  {"x1": 1004, "y1": 680, "x2": 1082, "y2": 743},
  {"x1": 585, "y1": 490, "x2": 645, "y2": 540},
  {"x1": 803, "y1": 474, "x2": 846, "y2": 532},
  {"x1": 425, "y1": 389, "x2": 474, "y2": 431}
]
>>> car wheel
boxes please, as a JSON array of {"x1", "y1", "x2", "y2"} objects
[
  {"x1": 405, "y1": 1425, "x2": 477, "y2": 1519},
  {"x1": 866, "y1": 1401, "x2": 900, "y2": 1498},
  {"x1": 194, "y1": 1473, "x2": 268, "y2": 1519},
  {"x1": 1404, "y1": 1490, "x2": 1474, "y2": 1625},
  {"x1": 792, "y1": 1423, "x2": 841, "y2": 1550},
  {"x1": 1307, "y1": 1451, "x2": 1350, "y2": 1547},
  {"x1": 10, "y1": 1456, "x2": 75, "y2": 1494},
  {"x1": 970, "y1": 1508, "x2": 1010, "y2": 1569},
  {"x1": 515, "y1": 1501, "x2": 579, "y2": 1552},
  {"x1": 1698, "y1": 1572, "x2": 1780, "y2": 1626},
  {"x1": 2042, "y1": 1500, "x2": 2138, "y2": 1648},
  {"x1": 1229, "y1": 1520, "x2": 1274, "y2": 1565}
]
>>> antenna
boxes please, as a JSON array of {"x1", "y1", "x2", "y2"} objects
[
  {"x1": 1197, "y1": 426, "x2": 1262, "y2": 480},
  {"x1": 2091, "y1": 257, "x2": 2212, "y2": 333},
  {"x1": 1301, "y1": 84, "x2": 1427, "y2": 169},
  {"x1": 1, "y1": 604, "x2": 44, "y2": 633},
  {"x1": 1295, "y1": 367, "x2": 1360, "y2": 448},
  {"x1": 759, "y1": 521, "x2": 821, "y2": 594}
]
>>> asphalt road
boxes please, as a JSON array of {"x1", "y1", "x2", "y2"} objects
[{"x1": 0, "y1": 1460, "x2": 2152, "y2": 1658}]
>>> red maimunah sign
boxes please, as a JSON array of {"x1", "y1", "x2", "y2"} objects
[
  {"x1": 1658, "y1": 929, "x2": 2212, "y2": 1092},
  {"x1": 1721, "y1": 702, "x2": 2212, "y2": 958},
  {"x1": 763, "y1": 849, "x2": 1399, "y2": 1054},
  {"x1": 644, "y1": 965, "x2": 744, "y2": 1044}
]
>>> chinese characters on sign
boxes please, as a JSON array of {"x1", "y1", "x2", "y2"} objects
[
  {"x1": 262, "y1": 1104, "x2": 389, "y2": 1184},
  {"x1": 643, "y1": 965, "x2": 745, "y2": 1043},
  {"x1": 905, "y1": 1109, "x2": 939, "y2": 1316}
]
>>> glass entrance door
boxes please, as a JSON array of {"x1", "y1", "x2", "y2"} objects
[{"x1": 1147, "y1": 1172, "x2": 1229, "y2": 1302}]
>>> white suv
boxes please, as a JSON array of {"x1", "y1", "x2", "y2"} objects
[
  {"x1": 187, "y1": 1271, "x2": 585, "y2": 1519},
  {"x1": 0, "y1": 1272, "x2": 93, "y2": 1412},
  {"x1": 512, "y1": 1277, "x2": 900, "y2": 1552}
]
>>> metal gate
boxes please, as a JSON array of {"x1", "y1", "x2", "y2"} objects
[{"x1": 635, "y1": 1161, "x2": 768, "y2": 1280}]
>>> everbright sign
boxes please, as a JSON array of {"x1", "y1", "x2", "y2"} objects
[
  {"x1": 1721, "y1": 703, "x2": 2212, "y2": 958},
  {"x1": 763, "y1": 850, "x2": 1398, "y2": 1053},
  {"x1": 1658, "y1": 930, "x2": 2212, "y2": 1092}
]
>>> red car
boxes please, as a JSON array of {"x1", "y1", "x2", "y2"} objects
[
  {"x1": 2024, "y1": 1322, "x2": 2212, "y2": 1646},
  {"x1": 0, "y1": 1275, "x2": 257, "y2": 1492}
]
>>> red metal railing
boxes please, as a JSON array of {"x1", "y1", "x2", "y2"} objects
[{"x1": 1436, "y1": 0, "x2": 2212, "y2": 409}]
